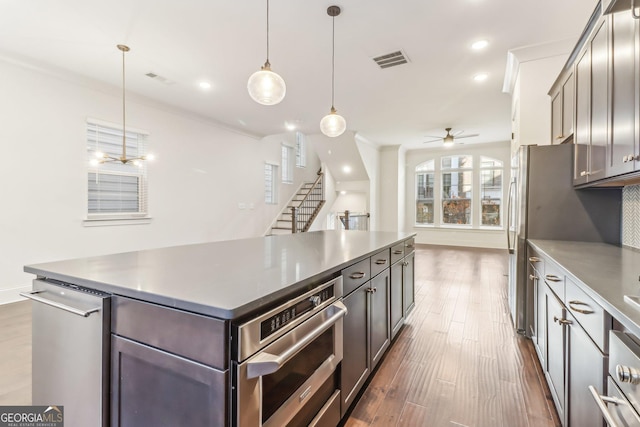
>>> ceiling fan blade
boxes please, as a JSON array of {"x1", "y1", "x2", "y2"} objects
[
  {"x1": 423, "y1": 139, "x2": 442, "y2": 143},
  {"x1": 423, "y1": 135, "x2": 444, "y2": 139},
  {"x1": 452, "y1": 130, "x2": 465, "y2": 137},
  {"x1": 454, "y1": 133, "x2": 479, "y2": 139}
]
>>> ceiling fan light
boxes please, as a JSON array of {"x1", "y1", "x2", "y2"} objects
[
  {"x1": 320, "y1": 109, "x2": 346, "y2": 137},
  {"x1": 247, "y1": 65, "x2": 286, "y2": 105}
]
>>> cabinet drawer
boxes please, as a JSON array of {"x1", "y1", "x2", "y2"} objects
[
  {"x1": 565, "y1": 276, "x2": 610, "y2": 353},
  {"x1": 371, "y1": 248, "x2": 390, "y2": 278},
  {"x1": 404, "y1": 238, "x2": 415, "y2": 255},
  {"x1": 112, "y1": 296, "x2": 228, "y2": 369},
  {"x1": 342, "y1": 258, "x2": 371, "y2": 295},
  {"x1": 544, "y1": 259, "x2": 565, "y2": 301},
  {"x1": 390, "y1": 243, "x2": 405, "y2": 264}
]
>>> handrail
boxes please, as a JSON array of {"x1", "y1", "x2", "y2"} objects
[
  {"x1": 298, "y1": 172, "x2": 324, "y2": 208},
  {"x1": 291, "y1": 172, "x2": 325, "y2": 233}
]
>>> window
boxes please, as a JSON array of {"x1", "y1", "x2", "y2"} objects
[
  {"x1": 480, "y1": 156, "x2": 503, "y2": 227},
  {"x1": 295, "y1": 131, "x2": 307, "y2": 168},
  {"x1": 415, "y1": 160, "x2": 435, "y2": 225},
  {"x1": 441, "y1": 155, "x2": 473, "y2": 225},
  {"x1": 265, "y1": 163, "x2": 278, "y2": 204},
  {"x1": 281, "y1": 144, "x2": 293, "y2": 184},
  {"x1": 86, "y1": 121, "x2": 148, "y2": 219}
]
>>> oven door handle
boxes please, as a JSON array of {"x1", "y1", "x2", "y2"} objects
[
  {"x1": 246, "y1": 301, "x2": 347, "y2": 379},
  {"x1": 589, "y1": 385, "x2": 622, "y2": 427}
]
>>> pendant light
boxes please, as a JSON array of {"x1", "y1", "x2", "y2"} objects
[
  {"x1": 92, "y1": 44, "x2": 152, "y2": 166},
  {"x1": 320, "y1": 5, "x2": 346, "y2": 138},
  {"x1": 247, "y1": 0, "x2": 286, "y2": 105}
]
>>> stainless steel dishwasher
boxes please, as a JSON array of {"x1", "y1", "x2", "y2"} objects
[{"x1": 21, "y1": 278, "x2": 111, "y2": 427}]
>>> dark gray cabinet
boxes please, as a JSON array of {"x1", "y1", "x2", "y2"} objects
[
  {"x1": 390, "y1": 260, "x2": 404, "y2": 338},
  {"x1": 111, "y1": 335, "x2": 227, "y2": 427},
  {"x1": 546, "y1": 289, "x2": 566, "y2": 423},
  {"x1": 340, "y1": 283, "x2": 370, "y2": 414},
  {"x1": 340, "y1": 270, "x2": 390, "y2": 415},
  {"x1": 403, "y1": 251, "x2": 415, "y2": 317},
  {"x1": 566, "y1": 311, "x2": 606, "y2": 427},
  {"x1": 574, "y1": 18, "x2": 609, "y2": 185},
  {"x1": 550, "y1": 71, "x2": 575, "y2": 144},
  {"x1": 609, "y1": 11, "x2": 638, "y2": 177}
]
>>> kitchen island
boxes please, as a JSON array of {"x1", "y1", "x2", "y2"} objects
[{"x1": 23, "y1": 230, "x2": 416, "y2": 427}]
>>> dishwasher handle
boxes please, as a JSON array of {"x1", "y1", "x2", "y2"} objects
[
  {"x1": 20, "y1": 290, "x2": 101, "y2": 318},
  {"x1": 246, "y1": 301, "x2": 347, "y2": 379}
]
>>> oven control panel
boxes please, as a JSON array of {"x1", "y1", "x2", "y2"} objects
[{"x1": 260, "y1": 286, "x2": 334, "y2": 340}]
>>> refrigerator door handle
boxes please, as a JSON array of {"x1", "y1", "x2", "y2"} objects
[{"x1": 506, "y1": 180, "x2": 515, "y2": 254}]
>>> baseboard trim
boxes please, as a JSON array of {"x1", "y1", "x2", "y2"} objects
[{"x1": 0, "y1": 285, "x2": 30, "y2": 305}]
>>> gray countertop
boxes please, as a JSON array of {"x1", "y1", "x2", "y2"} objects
[
  {"x1": 24, "y1": 230, "x2": 414, "y2": 320},
  {"x1": 528, "y1": 239, "x2": 640, "y2": 337}
]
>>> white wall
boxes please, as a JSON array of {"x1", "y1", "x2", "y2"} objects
[
  {"x1": 379, "y1": 145, "x2": 403, "y2": 232},
  {"x1": 405, "y1": 141, "x2": 511, "y2": 248},
  {"x1": 355, "y1": 135, "x2": 380, "y2": 230},
  {"x1": 0, "y1": 58, "x2": 320, "y2": 303}
]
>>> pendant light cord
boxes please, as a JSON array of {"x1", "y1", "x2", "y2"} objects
[
  {"x1": 331, "y1": 14, "x2": 335, "y2": 109},
  {"x1": 122, "y1": 47, "x2": 127, "y2": 160},
  {"x1": 265, "y1": 0, "x2": 270, "y2": 66}
]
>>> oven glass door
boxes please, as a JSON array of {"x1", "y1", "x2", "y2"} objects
[{"x1": 236, "y1": 300, "x2": 346, "y2": 427}]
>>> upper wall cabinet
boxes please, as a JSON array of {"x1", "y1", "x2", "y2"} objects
[
  {"x1": 550, "y1": 71, "x2": 574, "y2": 144},
  {"x1": 553, "y1": 2, "x2": 640, "y2": 187},
  {"x1": 573, "y1": 18, "x2": 609, "y2": 185}
]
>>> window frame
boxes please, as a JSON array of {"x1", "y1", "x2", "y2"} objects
[
  {"x1": 415, "y1": 160, "x2": 435, "y2": 226},
  {"x1": 85, "y1": 119, "x2": 150, "y2": 225},
  {"x1": 295, "y1": 131, "x2": 307, "y2": 168},
  {"x1": 281, "y1": 143, "x2": 294, "y2": 184},
  {"x1": 265, "y1": 162, "x2": 278, "y2": 205},
  {"x1": 479, "y1": 156, "x2": 504, "y2": 228},
  {"x1": 440, "y1": 155, "x2": 473, "y2": 227}
]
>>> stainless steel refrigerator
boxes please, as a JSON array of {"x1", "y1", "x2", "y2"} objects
[{"x1": 506, "y1": 144, "x2": 621, "y2": 335}]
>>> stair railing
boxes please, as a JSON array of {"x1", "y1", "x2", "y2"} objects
[
  {"x1": 291, "y1": 171, "x2": 324, "y2": 233},
  {"x1": 339, "y1": 210, "x2": 370, "y2": 230}
]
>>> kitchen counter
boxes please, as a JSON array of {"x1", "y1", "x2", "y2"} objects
[
  {"x1": 24, "y1": 230, "x2": 414, "y2": 320},
  {"x1": 528, "y1": 239, "x2": 640, "y2": 337}
]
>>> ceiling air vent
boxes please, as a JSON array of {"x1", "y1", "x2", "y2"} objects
[
  {"x1": 372, "y1": 50, "x2": 409, "y2": 69},
  {"x1": 145, "y1": 72, "x2": 175, "y2": 85}
]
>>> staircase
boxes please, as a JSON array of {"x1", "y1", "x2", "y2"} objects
[{"x1": 269, "y1": 172, "x2": 325, "y2": 235}]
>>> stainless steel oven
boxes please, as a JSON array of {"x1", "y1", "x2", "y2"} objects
[
  {"x1": 233, "y1": 277, "x2": 346, "y2": 427},
  {"x1": 590, "y1": 331, "x2": 640, "y2": 426}
]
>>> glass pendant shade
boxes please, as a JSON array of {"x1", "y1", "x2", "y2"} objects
[
  {"x1": 247, "y1": 64, "x2": 286, "y2": 105},
  {"x1": 320, "y1": 107, "x2": 346, "y2": 137}
]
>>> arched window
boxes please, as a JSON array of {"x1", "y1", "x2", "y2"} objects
[
  {"x1": 415, "y1": 160, "x2": 435, "y2": 224},
  {"x1": 480, "y1": 156, "x2": 503, "y2": 227}
]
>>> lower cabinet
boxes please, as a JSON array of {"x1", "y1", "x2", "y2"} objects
[
  {"x1": 545, "y1": 290, "x2": 566, "y2": 423},
  {"x1": 111, "y1": 335, "x2": 227, "y2": 427},
  {"x1": 566, "y1": 311, "x2": 606, "y2": 427},
  {"x1": 341, "y1": 270, "x2": 391, "y2": 416},
  {"x1": 390, "y1": 261, "x2": 404, "y2": 339},
  {"x1": 403, "y1": 251, "x2": 415, "y2": 317}
]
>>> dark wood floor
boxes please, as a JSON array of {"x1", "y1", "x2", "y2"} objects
[
  {"x1": 0, "y1": 245, "x2": 559, "y2": 426},
  {"x1": 344, "y1": 245, "x2": 560, "y2": 427}
]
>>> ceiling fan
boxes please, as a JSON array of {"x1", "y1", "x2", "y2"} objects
[{"x1": 423, "y1": 128, "x2": 479, "y2": 146}]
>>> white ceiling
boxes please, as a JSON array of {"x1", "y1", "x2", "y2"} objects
[{"x1": 0, "y1": 0, "x2": 598, "y2": 148}]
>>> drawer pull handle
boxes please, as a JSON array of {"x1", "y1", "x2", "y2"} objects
[
  {"x1": 545, "y1": 274, "x2": 562, "y2": 282},
  {"x1": 589, "y1": 386, "x2": 622, "y2": 427},
  {"x1": 529, "y1": 274, "x2": 538, "y2": 281},
  {"x1": 553, "y1": 316, "x2": 572, "y2": 325},
  {"x1": 349, "y1": 272, "x2": 366, "y2": 280},
  {"x1": 366, "y1": 287, "x2": 377, "y2": 294},
  {"x1": 403, "y1": 261, "x2": 409, "y2": 267},
  {"x1": 568, "y1": 300, "x2": 594, "y2": 314},
  {"x1": 375, "y1": 259, "x2": 387, "y2": 265},
  {"x1": 528, "y1": 257, "x2": 541, "y2": 263},
  {"x1": 393, "y1": 250, "x2": 403, "y2": 255}
]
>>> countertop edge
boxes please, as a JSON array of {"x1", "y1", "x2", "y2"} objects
[
  {"x1": 528, "y1": 239, "x2": 640, "y2": 338},
  {"x1": 24, "y1": 232, "x2": 416, "y2": 320}
]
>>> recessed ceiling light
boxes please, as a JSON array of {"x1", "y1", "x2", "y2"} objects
[
  {"x1": 343, "y1": 165, "x2": 352, "y2": 173},
  {"x1": 340, "y1": 191, "x2": 347, "y2": 195},
  {"x1": 199, "y1": 81, "x2": 212, "y2": 90},
  {"x1": 471, "y1": 40, "x2": 489, "y2": 50},
  {"x1": 285, "y1": 122, "x2": 296, "y2": 131},
  {"x1": 473, "y1": 73, "x2": 489, "y2": 82}
]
